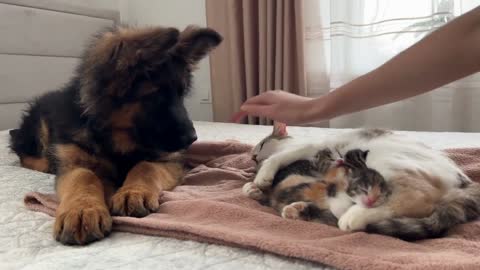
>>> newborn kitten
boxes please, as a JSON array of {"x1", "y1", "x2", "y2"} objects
[
  {"x1": 278, "y1": 149, "x2": 393, "y2": 225},
  {"x1": 342, "y1": 149, "x2": 391, "y2": 208}
]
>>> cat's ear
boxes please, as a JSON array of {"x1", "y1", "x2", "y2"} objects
[{"x1": 273, "y1": 121, "x2": 288, "y2": 137}]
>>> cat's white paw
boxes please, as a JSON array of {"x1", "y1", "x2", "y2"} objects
[
  {"x1": 253, "y1": 161, "x2": 277, "y2": 189},
  {"x1": 281, "y1": 202, "x2": 308, "y2": 220},
  {"x1": 338, "y1": 205, "x2": 369, "y2": 231},
  {"x1": 242, "y1": 182, "x2": 264, "y2": 201}
]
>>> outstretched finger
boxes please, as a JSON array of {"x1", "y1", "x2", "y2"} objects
[{"x1": 230, "y1": 111, "x2": 248, "y2": 123}]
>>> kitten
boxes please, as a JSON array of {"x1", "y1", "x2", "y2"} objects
[
  {"x1": 342, "y1": 149, "x2": 391, "y2": 208},
  {"x1": 244, "y1": 122, "x2": 352, "y2": 225},
  {"x1": 253, "y1": 128, "x2": 480, "y2": 240},
  {"x1": 281, "y1": 149, "x2": 392, "y2": 221}
]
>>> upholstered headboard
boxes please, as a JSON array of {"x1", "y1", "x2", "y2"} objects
[{"x1": 0, "y1": 0, "x2": 119, "y2": 130}]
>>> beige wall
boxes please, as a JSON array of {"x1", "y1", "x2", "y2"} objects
[
  {"x1": 55, "y1": 0, "x2": 118, "y2": 11},
  {"x1": 0, "y1": 0, "x2": 118, "y2": 129}
]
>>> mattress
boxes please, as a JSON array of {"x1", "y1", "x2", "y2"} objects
[{"x1": 1, "y1": 121, "x2": 480, "y2": 270}]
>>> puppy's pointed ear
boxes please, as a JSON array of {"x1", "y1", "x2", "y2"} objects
[{"x1": 175, "y1": 25, "x2": 222, "y2": 64}]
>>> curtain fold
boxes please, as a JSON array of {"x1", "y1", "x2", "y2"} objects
[{"x1": 206, "y1": 0, "x2": 306, "y2": 124}]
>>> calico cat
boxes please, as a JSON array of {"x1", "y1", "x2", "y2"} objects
[
  {"x1": 246, "y1": 132, "x2": 391, "y2": 226},
  {"x1": 253, "y1": 127, "x2": 480, "y2": 240}
]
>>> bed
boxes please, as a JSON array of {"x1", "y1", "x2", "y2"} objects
[
  {"x1": 1, "y1": 121, "x2": 480, "y2": 269},
  {"x1": 3, "y1": 2, "x2": 480, "y2": 269}
]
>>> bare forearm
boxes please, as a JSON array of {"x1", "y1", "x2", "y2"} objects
[{"x1": 307, "y1": 7, "x2": 480, "y2": 122}]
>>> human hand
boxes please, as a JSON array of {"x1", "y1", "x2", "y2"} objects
[{"x1": 231, "y1": 90, "x2": 314, "y2": 124}]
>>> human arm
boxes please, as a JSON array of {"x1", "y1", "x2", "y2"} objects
[{"x1": 235, "y1": 6, "x2": 480, "y2": 125}]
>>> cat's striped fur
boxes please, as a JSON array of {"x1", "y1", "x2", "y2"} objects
[{"x1": 366, "y1": 180, "x2": 480, "y2": 240}]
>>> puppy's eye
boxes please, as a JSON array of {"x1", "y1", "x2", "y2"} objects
[{"x1": 137, "y1": 83, "x2": 158, "y2": 98}]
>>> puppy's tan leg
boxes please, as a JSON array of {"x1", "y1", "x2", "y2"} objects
[
  {"x1": 54, "y1": 168, "x2": 112, "y2": 245},
  {"x1": 20, "y1": 156, "x2": 49, "y2": 172},
  {"x1": 110, "y1": 161, "x2": 184, "y2": 217}
]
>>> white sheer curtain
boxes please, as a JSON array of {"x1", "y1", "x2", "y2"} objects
[{"x1": 304, "y1": 0, "x2": 480, "y2": 131}]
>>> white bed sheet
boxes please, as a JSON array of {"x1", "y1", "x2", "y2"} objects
[{"x1": 1, "y1": 121, "x2": 480, "y2": 270}]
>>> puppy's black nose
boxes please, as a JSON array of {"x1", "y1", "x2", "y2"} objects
[
  {"x1": 181, "y1": 132, "x2": 197, "y2": 147},
  {"x1": 189, "y1": 133, "x2": 198, "y2": 144}
]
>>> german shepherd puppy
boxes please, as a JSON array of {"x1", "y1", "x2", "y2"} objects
[{"x1": 9, "y1": 25, "x2": 222, "y2": 245}]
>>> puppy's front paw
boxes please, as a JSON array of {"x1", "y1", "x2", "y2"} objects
[
  {"x1": 110, "y1": 185, "x2": 160, "y2": 217},
  {"x1": 54, "y1": 199, "x2": 112, "y2": 245},
  {"x1": 338, "y1": 205, "x2": 368, "y2": 231},
  {"x1": 281, "y1": 202, "x2": 309, "y2": 220},
  {"x1": 242, "y1": 182, "x2": 265, "y2": 201}
]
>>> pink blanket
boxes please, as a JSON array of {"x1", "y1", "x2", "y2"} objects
[{"x1": 24, "y1": 141, "x2": 480, "y2": 270}]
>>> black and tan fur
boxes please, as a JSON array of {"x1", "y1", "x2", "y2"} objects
[{"x1": 9, "y1": 25, "x2": 222, "y2": 245}]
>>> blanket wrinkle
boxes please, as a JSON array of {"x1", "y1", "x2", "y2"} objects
[{"x1": 24, "y1": 141, "x2": 480, "y2": 270}]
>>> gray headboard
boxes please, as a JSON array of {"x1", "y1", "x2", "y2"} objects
[{"x1": 0, "y1": 0, "x2": 119, "y2": 130}]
